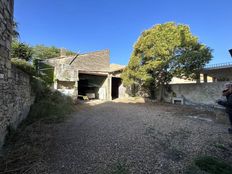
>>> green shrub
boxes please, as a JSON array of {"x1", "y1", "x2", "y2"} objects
[
  {"x1": 11, "y1": 41, "x2": 33, "y2": 61},
  {"x1": 11, "y1": 58, "x2": 36, "y2": 76},
  {"x1": 37, "y1": 62, "x2": 54, "y2": 85},
  {"x1": 194, "y1": 156, "x2": 232, "y2": 174},
  {"x1": 30, "y1": 76, "x2": 48, "y2": 96},
  {"x1": 11, "y1": 60, "x2": 74, "y2": 124},
  {"x1": 27, "y1": 89, "x2": 74, "y2": 124}
]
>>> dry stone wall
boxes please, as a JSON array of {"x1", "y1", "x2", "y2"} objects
[
  {"x1": 0, "y1": 0, "x2": 34, "y2": 148},
  {"x1": 0, "y1": 0, "x2": 13, "y2": 80}
]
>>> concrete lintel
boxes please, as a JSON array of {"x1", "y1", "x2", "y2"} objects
[{"x1": 79, "y1": 71, "x2": 108, "y2": 76}]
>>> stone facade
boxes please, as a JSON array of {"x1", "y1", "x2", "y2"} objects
[{"x1": 0, "y1": 0, "x2": 34, "y2": 148}]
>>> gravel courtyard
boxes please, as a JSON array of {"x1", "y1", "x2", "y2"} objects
[{"x1": 44, "y1": 98, "x2": 232, "y2": 174}]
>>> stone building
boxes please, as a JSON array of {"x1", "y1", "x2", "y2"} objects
[
  {"x1": 0, "y1": 0, "x2": 34, "y2": 148},
  {"x1": 45, "y1": 49, "x2": 127, "y2": 100}
]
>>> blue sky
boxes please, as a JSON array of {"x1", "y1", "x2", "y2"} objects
[{"x1": 15, "y1": 0, "x2": 232, "y2": 65}]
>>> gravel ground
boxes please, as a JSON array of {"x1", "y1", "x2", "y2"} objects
[{"x1": 43, "y1": 98, "x2": 232, "y2": 174}]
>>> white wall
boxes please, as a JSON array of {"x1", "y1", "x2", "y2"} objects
[{"x1": 163, "y1": 82, "x2": 227, "y2": 108}]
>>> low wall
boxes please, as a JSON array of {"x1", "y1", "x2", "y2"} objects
[
  {"x1": 163, "y1": 82, "x2": 226, "y2": 108},
  {"x1": 0, "y1": 66, "x2": 34, "y2": 148}
]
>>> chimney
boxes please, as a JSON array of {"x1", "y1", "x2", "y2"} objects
[{"x1": 60, "y1": 48, "x2": 66, "y2": 57}]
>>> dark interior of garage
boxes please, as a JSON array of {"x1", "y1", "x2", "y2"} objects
[
  {"x1": 112, "y1": 77, "x2": 121, "y2": 99},
  {"x1": 78, "y1": 74, "x2": 107, "y2": 99}
]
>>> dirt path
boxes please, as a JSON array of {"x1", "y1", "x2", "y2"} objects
[{"x1": 41, "y1": 99, "x2": 232, "y2": 174}]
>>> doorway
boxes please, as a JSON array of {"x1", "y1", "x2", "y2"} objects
[
  {"x1": 78, "y1": 73, "x2": 107, "y2": 100},
  {"x1": 111, "y1": 77, "x2": 122, "y2": 99}
]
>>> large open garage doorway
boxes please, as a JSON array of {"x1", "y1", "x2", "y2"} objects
[
  {"x1": 78, "y1": 73, "x2": 107, "y2": 100},
  {"x1": 111, "y1": 77, "x2": 122, "y2": 99}
]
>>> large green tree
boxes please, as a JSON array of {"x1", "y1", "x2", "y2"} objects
[{"x1": 122, "y1": 22, "x2": 212, "y2": 98}]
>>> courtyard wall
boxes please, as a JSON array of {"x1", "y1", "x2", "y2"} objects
[
  {"x1": 0, "y1": 0, "x2": 34, "y2": 148},
  {"x1": 163, "y1": 82, "x2": 227, "y2": 108}
]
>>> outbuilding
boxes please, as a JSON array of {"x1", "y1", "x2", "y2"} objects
[{"x1": 45, "y1": 49, "x2": 127, "y2": 100}]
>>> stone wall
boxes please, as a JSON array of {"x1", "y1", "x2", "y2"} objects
[
  {"x1": 6, "y1": 65, "x2": 34, "y2": 126},
  {"x1": 0, "y1": 0, "x2": 13, "y2": 81},
  {"x1": 0, "y1": 0, "x2": 34, "y2": 148},
  {"x1": 162, "y1": 82, "x2": 227, "y2": 108},
  {"x1": 0, "y1": 65, "x2": 33, "y2": 147}
]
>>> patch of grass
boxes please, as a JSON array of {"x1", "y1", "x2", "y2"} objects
[
  {"x1": 11, "y1": 58, "x2": 36, "y2": 76},
  {"x1": 194, "y1": 156, "x2": 232, "y2": 174},
  {"x1": 0, "y1": 122, "x2": 51, "y2": 173},
  {"x1": 185, "y1": 165, "x2": 205, "y2": 174},
  {"x1": 27, "y1": 89, "x2": 74, "y2": 124},
  {"x1": 111, "y1": 163, "x2": 129, "y2": 174},
  {"x1": 213, "y1": 143, "x2": 228, "y2": 151}
]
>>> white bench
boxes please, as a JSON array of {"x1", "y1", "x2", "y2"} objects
[{"x1": 172, "y1": 97, "x2": 184, "y2": 105}]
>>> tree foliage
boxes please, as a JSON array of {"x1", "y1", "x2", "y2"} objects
[
  {"x1": 11, "y1": 40, "x2": 33, "y2": 61},
  {"x1": 122, "y1": 22, "x2": 212, "y2": 98},
  {"x1": 33, "y1": 45, "x2": 60, "y2": 60},
  {"x1": 33, "y1": 45, "x2": 76, "y2": 60},
  {"x1": 12, "y1": 20, "x2": 20, "y2": 40}
]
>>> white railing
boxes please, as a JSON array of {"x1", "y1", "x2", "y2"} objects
[{"x1": 204, "y1": 62, "x2": 232, "y2": 70}]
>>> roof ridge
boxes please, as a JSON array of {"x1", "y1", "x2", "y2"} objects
[
  {"x1": 44, "y1": 49, "x2": 110, "y2": 60},
  {"x1": 79, "y1": 49, "x2": 109, "y2": 56},
  {"x1": 43, "y1": 56, "x2": 74, "y2": 61},
  {"x1": 110, "y1": 63, "x2": 126, "y2": 66}
]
